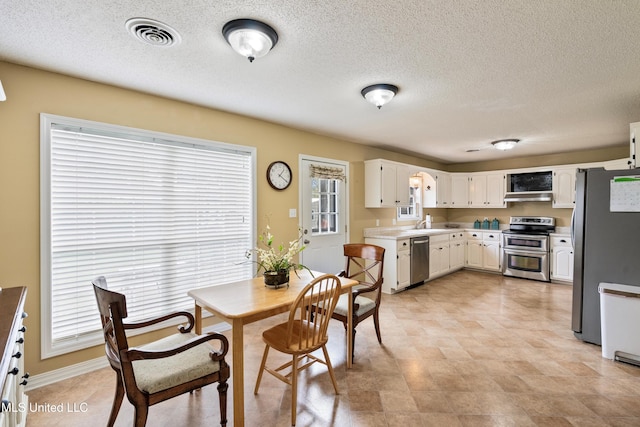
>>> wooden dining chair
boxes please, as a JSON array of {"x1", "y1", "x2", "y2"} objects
[
  {"x1": 92, "y1": 276, "x2": 230, "y2": 427},
  {"x1": 331, "y1": 243, "x2": 385, "y2": 363},
  {"x1": 253, "y1": 274, "x2": 342, "y2": 426}
]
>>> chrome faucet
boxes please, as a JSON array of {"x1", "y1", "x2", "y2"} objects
[{"x1": 415, "y1": 219, "x2": 427, "y2": 229}]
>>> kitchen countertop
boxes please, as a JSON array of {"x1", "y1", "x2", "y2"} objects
[
  {"x1": 364, "y1": 224, "x2": 506, "y2": 240},
  {"x1": 364, "y1": 224, "x2": 570, "y2": 240}
]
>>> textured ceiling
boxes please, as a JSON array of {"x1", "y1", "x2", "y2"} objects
[{"x1": 1, "y1": 0, "x2": 639, "y2": 163}]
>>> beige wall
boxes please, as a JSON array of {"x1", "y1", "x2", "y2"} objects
[
  {"x1": 0, "y1": 61, "x2": 446, "y2": 376},
  {"x1": 446, "y1": 203, "x2": 572, "y2": 228},
  {"x1": 0, "y1": 60, "x2": 628, "y2": 376}
]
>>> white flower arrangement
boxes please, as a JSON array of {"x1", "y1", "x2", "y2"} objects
[{"x1": 246, "y1": 225, "x2": 311, "y2": 275}]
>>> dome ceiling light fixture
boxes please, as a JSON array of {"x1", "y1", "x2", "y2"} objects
[
  {"x1": 222, "y1": 19, "x2": 278, "y2": 62},
  {"x1": 491, "y1": 138, "x2": 520, "y2": 150},
  {"x1": 361, "y1": 84, "x2": 399, "y2": 109}
]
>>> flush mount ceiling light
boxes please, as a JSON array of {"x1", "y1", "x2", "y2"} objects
[
  {"x1": 361, "y1": 84, "x2": 398, "y2": 109},
  {"x1": 491, "y1": 139, "x2": 520, "y2": 150},
  {"x1": 222, "y1": 19, "x2": 278, "y2": 62}
]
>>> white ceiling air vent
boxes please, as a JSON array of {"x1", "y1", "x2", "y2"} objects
[{"x1": 125, "y1": 18, "x2": 181, "y2": 47}]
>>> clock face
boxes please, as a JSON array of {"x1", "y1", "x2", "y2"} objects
[{"x1": 267, "y1": 161, "x2": 292, "y2": 190}]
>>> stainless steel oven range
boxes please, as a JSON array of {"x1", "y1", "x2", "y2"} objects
[{"x1": 502, "y1": 216, "x2": 555, "y2": 282}]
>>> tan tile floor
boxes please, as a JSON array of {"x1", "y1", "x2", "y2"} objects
[{"x1": 26, "y1": 270, "x2": 640, "y2": 426}]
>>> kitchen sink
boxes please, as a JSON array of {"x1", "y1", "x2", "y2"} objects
[{"x1": 393, "y1": 229, "x2": 448, "y2": 237}]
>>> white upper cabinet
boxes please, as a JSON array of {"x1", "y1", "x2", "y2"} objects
[
  {"x1": 435, "y1": 171, "x2": 451, "y2": 208},
  {"x1": 395, "y1": 164, "x2": 411, "y2": 206},
  {"x1": 365, "y1": 156, "x2": 629, "y2": 211},
  {"x1": 364, "y1": 159, "x2": 411, "y2": 208},
  {"x1": 552, "y1": 167, "x2": 576, "y2": 208},
  {"x1": 450, "y1": 174, "x2": 469, "y2": 207},
  {"x1": 468, "y1": 174, "x2": 486, "y2": 207},
  {"x1": 469, "y1": 173, "x2": 506, "y2": 208},
  {"x1": 486, "y1": 173, "x2": 507, "y2": 207}
]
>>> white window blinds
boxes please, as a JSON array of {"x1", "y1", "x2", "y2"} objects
[{"x1": 41, "y1": 114, "x2": 255, "y2": 357}]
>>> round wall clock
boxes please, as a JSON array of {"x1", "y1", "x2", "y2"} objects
[{"x1": 266, "y1": 161, "x2": 292, "y2": 190}]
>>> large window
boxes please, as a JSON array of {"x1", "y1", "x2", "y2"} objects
[{"x1": 40, "y1": 114, "x2": 256, "y2": 358}]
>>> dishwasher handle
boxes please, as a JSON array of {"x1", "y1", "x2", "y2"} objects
[{"x1": 411, "y1": 239, "x2": 429, "y2": 245}]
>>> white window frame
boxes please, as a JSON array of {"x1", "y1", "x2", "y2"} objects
[
  {"x1": 397, "y1": 181, "x2": 422, "y2": 221},
  {"x1": 40, "y1": 113, "x2": 256, "y2": 358}
]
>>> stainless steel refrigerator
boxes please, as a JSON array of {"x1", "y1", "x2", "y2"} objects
[{"x1": 572, "y1": 167, "x2": 640, "y2": 345}]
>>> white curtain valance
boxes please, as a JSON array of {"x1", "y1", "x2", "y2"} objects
[{"x1": 309, "y1": 164, "x2": 346, "y2": 181}]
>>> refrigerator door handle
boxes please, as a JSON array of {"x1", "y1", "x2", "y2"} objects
[{"x1": 570, "y1": 208, "x2": 576, "y2": 249}]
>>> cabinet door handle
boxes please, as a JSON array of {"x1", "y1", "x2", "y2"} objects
[{"x1": 560, "y1": 239, "x2": 567, "y2": 243}]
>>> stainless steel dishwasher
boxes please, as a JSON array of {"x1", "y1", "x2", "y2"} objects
[{"x1": 410, "y1": 236, "x2": 430, "y2": 285}]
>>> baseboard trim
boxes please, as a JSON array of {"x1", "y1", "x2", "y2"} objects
[
  {"x1": 25, "y1": 357, "x2": 109, "y2": 391},
  {"x1": 26, "y1": 322, "x2": 231, "y2": 391}
]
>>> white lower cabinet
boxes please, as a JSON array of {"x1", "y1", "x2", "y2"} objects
[
  {"x1": 465, "y1": 231, "x2": 502, "y2": 272},
  {"x1": 551, "y1": 234, "x2": 574, "y2": 282},
  {"x1": 428, "y1": 232, "x2": 466, "y2": 281},
  {"x1": 369, "y1": 229, "x2": 500, "y2": 294},
  {"x1": 397, "y1": 242, "x2": 411, "y2": 289},
  {"x1": 365, "y1": 237, "x2": 411, "y2": 294},
  {"x1": 429, "y1": 234, "x2": 450, "y2": 279},
  {"x1": 483, "y1": 233, "x2": 502, "y2": 271},
  {"x1": 449, "y1": 232, "x2": 466, "y2": 270},
  {"x1": 465, "y1": 231, "x2": 484, "y2": 269}
]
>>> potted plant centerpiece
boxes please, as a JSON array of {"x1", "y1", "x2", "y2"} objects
[{"x1": 246, "y1": 225, "x2": 311, "y2": 288}]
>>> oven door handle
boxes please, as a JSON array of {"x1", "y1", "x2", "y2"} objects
[{"x1": 503, "y1": 248, "x2": 548, "y2": 255}]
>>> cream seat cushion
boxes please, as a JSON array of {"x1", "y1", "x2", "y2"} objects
[
  {"x1": 131, "y1": 332, "x2": 221, "y2": 394},
  {"x1": 332, "y1": 294, "x2": 375, "y2": 317}
]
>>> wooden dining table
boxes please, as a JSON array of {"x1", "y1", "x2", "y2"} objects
[{"x1": 187, "y1": 270, "x2": 358, "y2": 427}]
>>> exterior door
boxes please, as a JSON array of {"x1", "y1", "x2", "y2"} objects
[{"x1": 299, "y1": 156, "x2": 348, "y2": 274}]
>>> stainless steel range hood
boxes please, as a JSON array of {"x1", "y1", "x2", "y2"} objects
[{"x1": 504, "y1": 191, "x2": 553, "y2": 202}]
